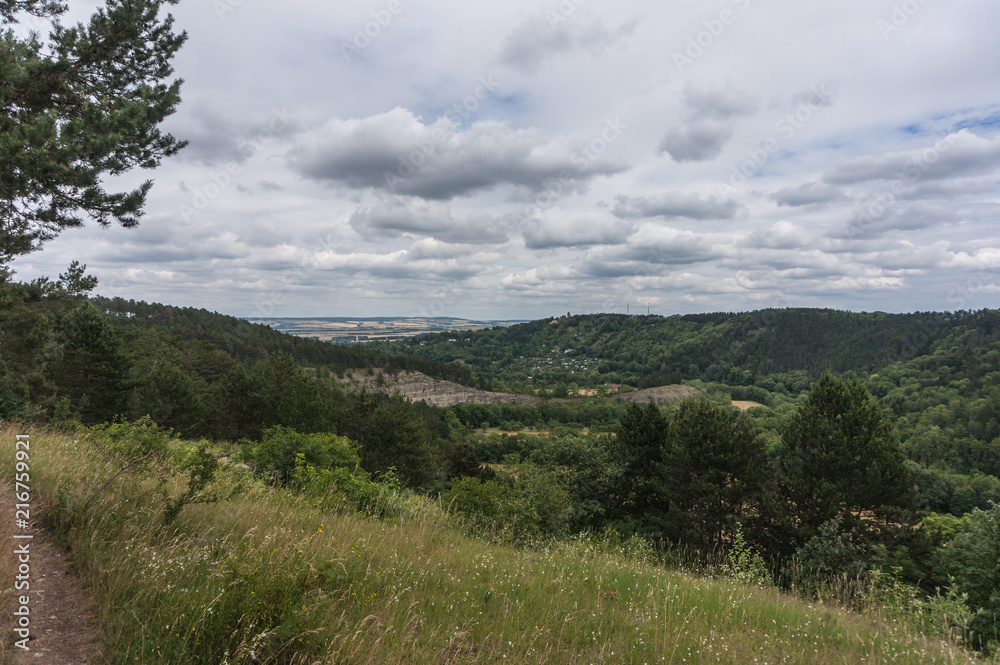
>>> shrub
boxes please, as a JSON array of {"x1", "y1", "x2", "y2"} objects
[
  {"x1": 88, "y1": 415, "x2": 172, "y2": 465},
  {"x1": 787, "y1": 517, "x2": 872, "y2": 593},
  {"x1": 932, "y1": 502, "x2": 1000, "y2": 651},
  {"x1": 289, "y1": 455, "x2": 412, "y2": 519},
  {"x1": 444, "y1": 464, "x2": 572, "y2": 544},
  {"x1": 242, "y1": 426, "x2": 361, "y2": 485}
]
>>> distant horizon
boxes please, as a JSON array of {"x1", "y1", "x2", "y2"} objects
[{"x1": 234, "y1": 305, "x2": 987, "y2": 322}]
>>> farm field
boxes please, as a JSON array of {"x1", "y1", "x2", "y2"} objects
[{"x1": 244, "y1": 317, "x2": 524, "y2": 344}]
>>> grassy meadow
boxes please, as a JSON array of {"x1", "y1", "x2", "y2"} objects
[{"x1": 1, "y1": 421, "x2": 991, "y2": 664}]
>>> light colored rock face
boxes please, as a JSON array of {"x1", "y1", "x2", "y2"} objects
[
  {"x1": 341, "y1": 370, "x2": 540, "y2": 407},
  {"x1": 611, "y1": 384, "x2": 699, "y2": 405},
  {"x1": 343, "y1": 370, "x2": 699, "y2": 408}
]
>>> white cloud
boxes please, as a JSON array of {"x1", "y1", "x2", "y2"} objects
[{"x1": 11, "y1": 0, "x2": 1000, "y2": 317}]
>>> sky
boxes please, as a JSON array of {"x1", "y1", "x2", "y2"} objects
[{"x1": 10, "y1": 0, "x2": 1000, "y2": 319}]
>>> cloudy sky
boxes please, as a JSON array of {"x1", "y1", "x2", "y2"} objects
[{"x1": 12, "y1": 0, "x2": 1000, "y2": 318}]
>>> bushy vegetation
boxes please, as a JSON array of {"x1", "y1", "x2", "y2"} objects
[
  {"x1": 4, "y1": 268, "x2": 1000, "y2": 657},
  {"x1": 391, "y1": 309, "x2": 983, "y2": 390},
  {"x1": 2, "y1": 421, "x2": 992, "y2": 664}
]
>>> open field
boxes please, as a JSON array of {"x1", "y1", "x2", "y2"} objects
[{"x1": 243, "y1": 317, "x2": 525, "y2": 344}]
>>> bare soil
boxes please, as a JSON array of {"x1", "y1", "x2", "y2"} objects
[
  {"x1": 345, "y1": 371, "x2": 703, "y2": 409},
  {"x1": 14, "y1": 529, "x2": 101, "y2": 665},
  {"x1": 611, "y1": 384, "x2": 699, "y2": 405},
  {"x1": 344, "y1": 371, "x2": 541, "y2": 407},
  {"x1": 1, "y1": 480, "x2": 100, "y2": 665}
]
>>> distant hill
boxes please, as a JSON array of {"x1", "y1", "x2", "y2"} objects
[
  {"x1": 392, "y1": 308, "x2": 1000, "y2": 388},
  {"x1": 94, "y1": 297, "x2": 477, "y2": 385}
]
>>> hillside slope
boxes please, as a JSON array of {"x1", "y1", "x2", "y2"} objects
[
  {"x1": 5, "y1": 422, "x2": 984, "y2": 665},
  {"x1": 395, "y1": 308, "x2": 1000, "y2": 387}
]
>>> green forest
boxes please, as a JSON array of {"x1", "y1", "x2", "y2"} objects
[
  {"x1": 2, "y1": 1, "x2": 997, "y2": 661},
  {"x1": 2, "y1": 268, "x2": 999, "y2": 653}
]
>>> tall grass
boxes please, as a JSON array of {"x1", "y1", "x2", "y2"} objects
[{"x1": 1, "y1": 421, "x2": 992, "y2": 664}]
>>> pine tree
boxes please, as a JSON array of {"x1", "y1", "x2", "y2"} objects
[
  {"x1": 610, "y1": 400, "x2": 669, "y2": 517},
  {"x1": 662, "y1": 397, "x2": 771, "y2": 551},
  {"x1": 51, "y1": 303, "x2": 132, "y2": 423},
  {"x1": 1, "y1": 0, "x2": 186, "y2": 261},
  {"x1": 348, "y1": 391, "x2": 441, "y2": 490},
  {"x1": 781, "y1": 372, "x2": 911, "y2": 538}
]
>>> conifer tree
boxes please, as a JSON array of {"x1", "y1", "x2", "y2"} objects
[
  {"x1": 662, "y1": 397, "x2": 771, "y2": 551},
  {"x1": 1, "y1": 0, "x2": 186, "y2": 262},
  {"x1": 781, "y1": 372, "x2": 911, "y2": 538},
  {"x1": 610, "y1": 400, "x2": 669, "y2": 517},
  {"x1": 51, "y1": 303, "x2": 132, "y2": 423}
]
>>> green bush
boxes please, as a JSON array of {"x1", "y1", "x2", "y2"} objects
[
  {"x1": 787, "y1": 517, "x2": 872, "y2": 592},
  {"x1": 242, "y1": 426, "x2": 361, "y2": 485},
  {"x1": 932, "y1": 502, "x2": 1000, "y2": 651},
  {"x1": 445, "y1": 464, "x2": 572, "y2": 544},
  {"x1": 289, "y1": 455, "x2": 411, "y2": 519},
  {"x1": 88, "y1": 415, "x2": 172, "y2": 465}
]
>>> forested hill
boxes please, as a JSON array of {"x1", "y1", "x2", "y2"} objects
[
  {"x1": 93, "y1": 296, "x2": 474, "y2": 385},
  {"x1": 394, "y1": 308, "x2": 1000, "y2": 388}
]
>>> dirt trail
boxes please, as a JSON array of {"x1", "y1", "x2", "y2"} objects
[
  {"x1": 15, "y1": 530, "x2": 100, "y2": 665},
  {"x1": 2, "y1": 480, "x2": 100, "y2": 665}
]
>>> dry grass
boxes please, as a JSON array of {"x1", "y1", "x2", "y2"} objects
[{"x1": 1, "y1": 421, "x2": 992, "y2": 664}]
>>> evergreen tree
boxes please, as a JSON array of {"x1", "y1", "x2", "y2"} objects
[
  {"x1": 1, "y1": 0, "x2": 186, "y2": 261},
  {"x1": 50, "y1": 303, "x2": 132, "y2": 423},
  {"x1": 662, "y1": 397, "x2": 771, "y2": 551},
  {"x1": 609, "y1": 400, "x2": 668, "y2": 518},
  {"x1": 780, "y1": 372, "x2": 911, "y2": 539},
  {"x1": 208, "y1": 364, "x2": 262, "y2": 441},
  {"x1": 347, "y1": 390, "x2": 441, "y2": 490},
  {"x1": 130, "y1": 348, "x2": 202, "y2": 435}
]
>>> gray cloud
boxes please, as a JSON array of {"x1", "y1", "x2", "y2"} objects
[
  {"x1": 521, "y1": 212, "x2": 632, "y2": 249},
  {"x1": 770, "y1": 182, "x2": 850, "y2": 207},
  {"x1": 899, "y1": 179, "x2": 999, "y2": 201},
  {"x1": 746, "y1": 221, "x2": 811, "y2": 250},
  {"x1": 498, "y1": 13, "x2": 636, "y2": 73},
  {"x1": 681, "y1": 85, "x2": 759, "y2": 121},
  {"x1": 658, "y1": 83, "x2": 758, "y2": 163},
  {"x1": 311, "y1": 246, "x2": 486, "y2": 281},
  {"x1": 591, "y1": 225, "x2": 720, "y2": 269},
  {"x1": 172, "y1": 104, "x2": 300, "y2": 166},
  {"x1": 613, "y1": 192, "x2": 741, "y2": 220},
  {"x1": 831, "y1": 202, "x2": 964, "y2": 239},
  {"x1": 349, "y1": 199, "x2": 509, "y2": 244},
  {"x1": 823, "y1": 130, "x2": 1000, "y2": 185},
  {"x1": 658, "y1": 121, "x2": 735, "y2": 163},
  {"x1": 290, "y1": 107, "x2": 627, "y2": 200}
]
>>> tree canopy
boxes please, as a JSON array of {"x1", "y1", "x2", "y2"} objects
[
  {"x1": 1, "y1": 0, "x2": 186, "y2": 262},
  {"x1": 781, "y1": 371, "x2": 911, "y2": 538}
]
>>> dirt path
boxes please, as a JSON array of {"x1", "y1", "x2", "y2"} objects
[
  {"x1": 13, "y1": 528, "x2": 101, "y2": 665},
  {"x1": 2, "y1": 478, "x2": 101, "y2": 665}
]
